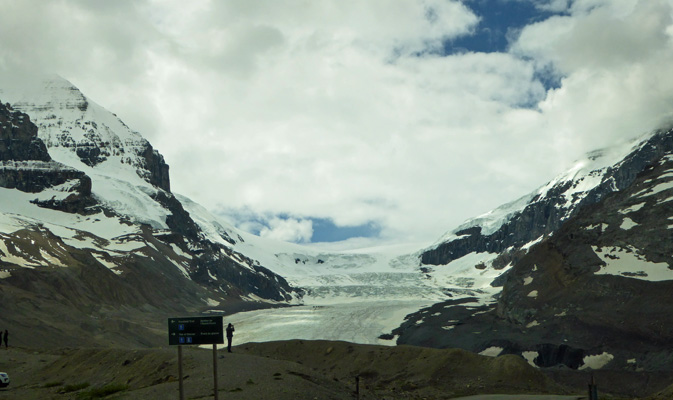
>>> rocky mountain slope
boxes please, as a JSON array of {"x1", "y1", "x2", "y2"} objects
[
  {"x1": 0, "y1": 77, "x2": 299, "y2": 348},
  {"x1": 421, "y1": 128, "x2": 662, "y2": 267},
  {"x1": 392, "y1": 125, "x2": 673, "y2": 379}
]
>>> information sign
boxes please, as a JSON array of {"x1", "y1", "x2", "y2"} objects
[{"x1": 168, "y1": 316, "x2": 224, "y2": 346}]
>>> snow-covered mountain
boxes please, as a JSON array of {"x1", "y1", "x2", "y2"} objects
[
  {"x1": 394, "y1": 124, "x2": 673, "y2": 373},
  {"x1": 0, "y1": 76, "x2": 304, "y2": 348},
  {"x1": 421, "y1": 130, "x2": 659, "y2": 267}
]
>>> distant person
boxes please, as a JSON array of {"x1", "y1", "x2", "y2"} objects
[
  {"x1": 226, "y1": 323, "x2": 235, "y2": 353},
  {"x1": 3, "y1": 330, "x2": 7, "y2": 349}
]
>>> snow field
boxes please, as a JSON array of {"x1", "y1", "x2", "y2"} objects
[{"x1": 592, "y1": 246, "x2": 673, "y2": 281}]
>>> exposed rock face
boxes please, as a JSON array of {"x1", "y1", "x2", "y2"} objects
[
  {"x1": 0, "y1": 102, "x2": 50, "y2": 162},
  {"x1": 0, "y1": 101, "x2": 95, "y2": 212},
  {"x1": 421, "y1": 128, "x2": 673, "y2": 266},
  {"x1": 150, "y1": 190, "x2": 201, "y2": 239},
  {"x1": 0, "y1": 160, "x2": 89, "y2": 193},
  {"x1": 140, "y1": 142, "x2": 171, "y2": 192},
  {"x1": 194, "y1": 249, "x2": 297, "y2": 302}
]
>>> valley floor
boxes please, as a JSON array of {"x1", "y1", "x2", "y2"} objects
[{"x1": 1, "y1": 341, "x2": 664, "y2": 400}]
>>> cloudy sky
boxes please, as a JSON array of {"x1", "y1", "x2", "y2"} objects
[{"x1": 2, "y1": 0, "x2": 673, "y2": 248}]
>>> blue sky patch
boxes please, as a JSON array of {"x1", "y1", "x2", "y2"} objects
[
  {"x1": 444, "y1": 0, "x2": 561, "y2": 55},
  {"x1": 310, "y1": 218, "x2": 382, "y2": 243},
  {"x1": 219, "y1": 209, "x2": 382, "y2": 244}
]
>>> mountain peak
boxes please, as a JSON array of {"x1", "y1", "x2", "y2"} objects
[
  {"x1": 0, "y1": 75, "x2": 170, "y2": 191},
  {"x1": 0, "y1": 74, "x2": 89, "y2": 115}
]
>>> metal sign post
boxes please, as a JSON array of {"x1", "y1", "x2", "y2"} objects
[
  {"x1": 213, "y1": 344, "x2": 218, "y2": 400},
  {"x1": 178, "y1": 345, "x2": 184, "y2": 400},
  {"x1": 168, "y1": 316, "x2": 224, "y2": 400}
]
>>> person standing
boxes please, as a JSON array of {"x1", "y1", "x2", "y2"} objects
[
  {"x1": 225, "y1": 323, "x2": 235, "y2": 353},
  {"x1": 3, "y1": 330, "x2": 7, "y2": 349}
]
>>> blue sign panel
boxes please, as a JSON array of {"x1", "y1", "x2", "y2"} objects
[{"x1": 168, "y1": 316, "x2": 224, "y2": 346}]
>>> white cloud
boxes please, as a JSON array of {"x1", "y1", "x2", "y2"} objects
[
  {"x1": 530, "y1": 0, "x2": 573, "y2": 12},
  {"x1": 515, "y1": 0, "x2": 671, "y2": 73},
  {"x1": 1, "y1": 0, "x2": 673, "y2": 246},
  {"x1": 513, "y1": 0, "x2": 673, "y2": 152},
  {"x1": 259, "y1": 217, "x2": 313, "y2": 243}
]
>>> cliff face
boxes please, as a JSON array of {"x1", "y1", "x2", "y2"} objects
[
  {"x1": 0, "y1": 102, "x2": 50, "y2": 162},
  {"x1": 140, "y1": 142, "x2": 171, "y2": 192}
]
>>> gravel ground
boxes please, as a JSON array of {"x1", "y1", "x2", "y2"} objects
[
  {"x1": 0, "y1": 341, "x2": 646, "y2": 399},
  {"x1": 449, "y1": 396, "x2": 583, "y2": 400}
]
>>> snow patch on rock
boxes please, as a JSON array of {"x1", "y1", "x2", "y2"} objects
[
  {"x1": 593, "y1": 246, "x2": 673, "y2": 281},
  {"x1": 579, "y1": 352, "x2": 614, "y2": 370}
]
